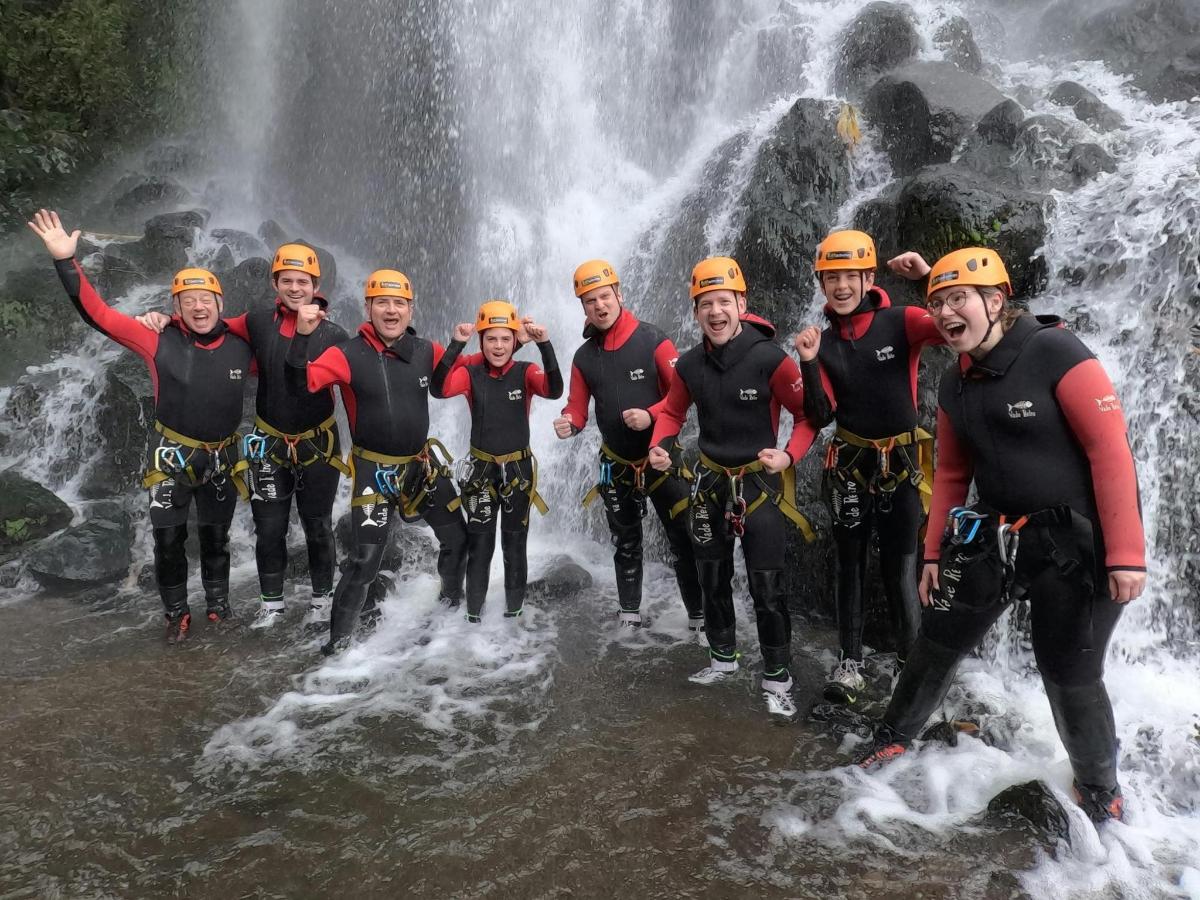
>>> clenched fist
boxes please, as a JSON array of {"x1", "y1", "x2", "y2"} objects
[
  {"x1": 793, "y1": 326, "x2": 821, "y2": 362},
  {"x1": 553, "y1": 416, "x2": 576, "y2": 439},
  {"x1": 452, "y1": 322, "x2": 473, "y2": 342},
  {"x1": 296, "y1": 303, "x2": 326, "y2": 335}
]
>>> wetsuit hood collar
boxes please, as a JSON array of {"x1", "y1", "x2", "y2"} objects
[
  {"x1": 705, "y1": 314, "x2": 773, "y2": 371},
  {"x1": 172, "y1": 314, "x2": 228, "y2": 346},
  {"x1": 584, "y1": 307, "x2": 639, "y2": 350},
  {"x1": 358, "y1": 321, "x2": 417, "y2": 358},
  {"x1": 824, "y1": 287, "x2": 891, "y2": 341},
  {"x1": 960, "y1": 313, "x2": 1064, "y2": 377}
]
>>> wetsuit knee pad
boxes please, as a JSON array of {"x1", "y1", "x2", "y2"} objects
[
  {"x1": 1042, "y1": 678, "x2": 1119, "y2": 790},
  {"x1": 152, "y1": 524, "x2": 189, "y2": 588}
]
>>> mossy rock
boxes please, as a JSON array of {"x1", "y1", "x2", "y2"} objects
[{"x1": 0, "y1": 469, "x2": 73, "y2": 560}]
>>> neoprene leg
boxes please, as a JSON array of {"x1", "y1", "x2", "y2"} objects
[
  {"x1": 197, "y1": 521, "x2": 232, "y2": 606},
  {"x1": 500, "y1": 528, "x2": 528, "y2": 614},
  {"x1": 748, "y1": 568, "x2": 791, "y2": 673},
  {"x1": 153, "y1": 524, "x2": 189, "y2": 614},
  {"x1": 299, "y1": 514, "x2": 337, "y2": 595},
  {"x1": 328, "y1": 542, "x2": 387, "y2": 646},
  {"x1": 465, "y1": 529, "x2": 497, "y2": 617},
  {"x1": 252, "y1": 498, "x2": 290, "y2": 601},
  {"x1": 1043, "y1": 678, "x2": 1120, "y2": 791}
]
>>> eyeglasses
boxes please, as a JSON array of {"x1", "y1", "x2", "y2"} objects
[{"x1": 927, "y1": 290, "x2": 978, "y2": 316}]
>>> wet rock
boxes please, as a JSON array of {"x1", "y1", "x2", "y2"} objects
[
  {"x1": 1048, "y1": 82, "x2": 1124, "y2": 132},
  {"x1": 864, "y1": 61, "x2": 1009, "y2": 175},
  {"x1": 809, "y1": 702, "x2": 875, "y2": 739},
  {"x1": 984, "y1": 780, "x2": 1072, "y2": 845},
  {"x1": 1067, "y1": 143, "x2": 1118, "y2": 183},
  {"x1": 832, "y1": 2, "x2": 920, "y2": 97},
  {"x1": 219, "y1": 256, "x2": 275, "y2": 318},
  {"x1": 258, "y1": 219, "x2": 289, "y2": 250},
  {"x1": 86, "y1": 252, "x2": 147, "y2": 300},
  {"x1": 731, "y1": 98, "x2": 851, "y2": 334},
  {"x1": 210, "y1": 228, "x2": 268, "y2": 262},
  {"x1": 142, "y1": 143, "x2": 200, "y2": 176},
  {"x1": 129, "y1": 210, "x2": 209, "y2": 276},
  {"x1": 211, "y1": 244, "x2": 236, "y2": 275},
  {"x1": 934, "y1": 16, "x2": 984, "y2": 74},
  {"x1": 1043, "y1": 0, "x2": 1200, "y2": 103},
  {"x1": 527, "y1": 556, "x2": 593, "y2": 600},
  {"x1": 27, "y1": 513, "x2": 134, "y2": 589},
  {"x1": 105, "y1": 174, "x2": 194, "y2": 220},
  {"x1": 977, "y1": 99, "x2": 1026, "y2": 148},
  {"x1": 854, "y1": 165, "x2": 1050, "y2": 302},
  {"x1": 79, "y1": 368, "x2": 151, "y2": 499},
  {"x1": 0, "y1": 470, "x2": 73, "y2": 560}
]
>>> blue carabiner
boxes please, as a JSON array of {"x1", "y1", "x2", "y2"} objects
[
  {"x1": 243, "y1": 433, "x2": 269, "y2": 461},
  {"x1": 375, "y1": 465, "x2": 400, "y2": 498},
  {"x1": 599, "y1": 459, "x2": 613, "y2": 487}
]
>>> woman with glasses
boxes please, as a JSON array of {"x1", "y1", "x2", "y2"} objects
[{"x1": 854, "y1": 247, "x2": 1146, "y2": 826}]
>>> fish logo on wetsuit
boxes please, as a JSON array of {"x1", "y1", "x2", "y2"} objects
[
  {"x1": 1095, "y1": 394, "x2": 1120, "y2": 413},
  {"x1": 1007, "y1": 400, "x2": 1036, "y2": 419},
  {"x1": 508, "y1": 388, "x2": 523, "y2": 401},
  {"x1": 629, "y1": 368, "x2": 646, "y2": 381},
  {"x1": 875, "y1": 346, "x2": 895, "y2": 361},
  {"x1": 739, "y1": 388, "x2": 759, "y2": 401}
]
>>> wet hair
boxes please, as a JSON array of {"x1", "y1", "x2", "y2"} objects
[{"x1": 979, "y1": 286, "x2": 1024, "y2": 331}]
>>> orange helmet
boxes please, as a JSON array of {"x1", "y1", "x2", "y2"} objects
[
  {"x1": 171, "y1": 267, "x2": 222, "y2": 298},
  {"x1": 364, "y1": 269, "x2": 414, "y2": 301},
  {"x1": 573, "y1": 259, "x2": 619, "y2": 297},
  {"x1": 815, "y1": 229, "x2": 877, "y2": 272},
  {"x1": 927, "y1": 247, "x2": 1012, "y2": 299},
  {"x1": 690, "y1": 256, "x2": 746, "y2": 300},
  {"x1": 476, "y1": 300, "x2": 520, "y2": 332},
  {"x1": 272, "y1": 243, "x2": 321, "y2": 278}
]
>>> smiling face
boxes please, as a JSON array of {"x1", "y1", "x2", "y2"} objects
[
  {"x1": 174, "y1": 289, "x2": 221, "y2": 334},
  {"x1": 693, "y1": 289, "x2": 747, "y2": 346},
  {"x1": 928, "y1": 285, "x2": 1006, "y2": 355},
  {"x1": 481, "y1": 328, "x2": 516, "y2": 367},
  {"x1": 819, "y1": 269, "x2": 875, "y2": 315},
  {"x1": 274, "y1": 270, "x2": 317, "y2": 311},
  {"x1": 367, "y1": 295, "x2": 413, "y2": 343},
  {"x1": 579, "y1": 284, "x2": 622, "y2": 331}
]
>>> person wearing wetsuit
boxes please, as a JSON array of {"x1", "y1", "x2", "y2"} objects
[
  {"x1": 649, "y1": 256, "x2": 818, "y2": 718},
  {"x1": 285, "y1": 269, "x2": 468, "y2": 655},
  {"x1": 553, "y1": 259, "x2": 703, "y2": 630},
  {"x1": 793, "y1": 230, "x2": 944, "y2": 703},
  {"x1": 432, "y1": 301, "x2": 562, "y2": 621},
  {"x1": 29, "y1": 209, "x2": 253, "y2": 644},
  {"x1": 855, "y1": 247, "x2": 1146, "y2": 826}
]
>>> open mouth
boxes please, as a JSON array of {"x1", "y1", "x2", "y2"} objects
[
  {"x1": 707, "y1": 317, "x2": 730, "y2": 335},
  {"x1": 943, "y1": 321, "x2": 968, "y2": 339}
]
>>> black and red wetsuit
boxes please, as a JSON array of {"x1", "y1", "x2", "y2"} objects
[
  {"x1": 800, "y1": 287, "x2": 944, "y2": 664},
  {"x1": 433, "y1": 339, "x2": 562, "y2": 618},
  {"x1": 559, "y1": 308, "x2": 702, "y2": 621},
  {"x1": 877, "y1": 314, "x2": 1144, "y2": 795},
  {"x1": 286, "y1": 323, "x2": 468, "y2": 649},
  {"x1": 55, "y1": 258, "x2": 252, "y2": 620},
  {"x1": 651, "y1": 314, "x2": 817, "y2": 679},
  {"x1": 225, "y1": 302, "x2": 348, "y2": 607}
]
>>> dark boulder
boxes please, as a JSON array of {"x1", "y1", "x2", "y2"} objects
[
  {"x1": 855, "y1": 165, "x2": 1051, "y2": 303},
  {"x1": 1049, "y1": 81, "x2": 1125, "y2": 132},
  {"x1": 864, "y1": 61, "x2": 1009, "y2": 175},
  {"x1": 984, "y1": 780, "x2": 1072, "y2": 846},
  {"x1": 27, "y1": 512, "x2": 134, "y2": 589},
  {"x1": 1067, "y1": 143, "x2": 1118, "y2": 183},
  {"x1": 0, "y1": 469, "x2": 73, "y2": 560},
  {"x1": 127, "y1": 210, "x2": 209, "y2": 276},
  {"x1": 527, "y1": 557, "x2": 593, "y2": 600},
  {"x1": 975, "y1": 99, "x2": 1026, "y2": 148},
  {"x1": 0, "y1": 264, "x2": 85, "y2": 380},
  {"x1": 211, "y1": 228, "x2": 268, "y2": 262},
  {"x1": 102, "y1": 174, "x2": 195, "y2": 224},
  {"x1": 934, "y1": 16, "x2": 984, "y2": 74},
  {"x1": 731, "y1": 99, "x2": 852, "y2": 334},
  {"x1": 219, "y1": 257, "x2": 275, "y2": 318},
  {"x1": 258, "y1": 219, "x2": 289, "y2": 250},
  {"x1": 142, "y1": 143, "x2": 201, "y2": 176},
  {"x1": 87, "y1": 251, "x2": 148, "y2": 301},
  {"x1": 832, "y1": 2, "x2": 920, "y2": 97},
  {"x1": 79, "y1": 367, "x2": 152, "y2": 499}
]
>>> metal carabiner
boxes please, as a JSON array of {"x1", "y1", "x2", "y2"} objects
[
  {"x1": 598, "y1": 459, "x2": 614, "y2": 487},
  {"x1": 375, "y1": 464, "x2": 401, "y2": 498},
  {"x1": 154, "y1": 444, "x2": 187, "y2": 474},
  {"x1": 242, "y1": 433, "x2": 269, "y2": 462}
]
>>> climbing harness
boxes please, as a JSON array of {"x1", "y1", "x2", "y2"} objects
[
  {"x1": 349, "y1": 439, "x2": 460, "y2": 518},
  {"x1": 582, "y1": 443, "x2": 689, "y2": 520},
  {"x1": 692, "y1": 452, "x2": 816, "y2": 542},
  {"x1": 825, "y1": 426, "x2": 934, "y2": 517},
  {"x1": 143, "y1": 420, "x2": 248, "y2": 500}
]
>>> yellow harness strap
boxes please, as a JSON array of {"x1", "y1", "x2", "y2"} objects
[
  {"x1": 253, "y1": 414, "x2": 350, "y2": 476},
  {"x1": 470, "y1": 446, "x2": 549, "y2": 518},
  {"x1": 143, "y1": 421, "x2": 248, "y2": 499},
  {"x1": 697, "y1": 452, "x2": 816, "y2": 542}
]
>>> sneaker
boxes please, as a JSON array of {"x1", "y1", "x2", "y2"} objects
[
  {"x1": 687, "y1": 615, "x2": 706, "y2": 633},
  {"x1": 688, "y1": 654, "x2": 740, "y2": 685},
  {"x1": 205, "y1": 600, "x2": 232, "y2": 624},
  {"x1": 1073, "y1": 782, "x2": 1125, "y2": 823},
  {"x1": 165, "y1": 611, "x2": 191, "y2": 645},
  {"x1": 618, "y1": 610, "x2": 642, "y2": 628},
  {"x1": 762, "y1": 672, "x2": 797, "y2": 719},
  {"x1": 249, "y1": 599, "x2": 286, "y2": 630},
  {"x1": 855, "y1": 727, "x2": 910, "y2": 769},
  {"x1": 320, "y1": 636, "x2": 350, "y2": 657},
  {"x1": 303, "y1": 593, "x2": 333, "y2": 630},
  {"x1": 466, "y1": 613, "x2": 482, "y2": 624},
  {"x1": 440, "y1": 595, "x2": 462, "y2": 610},
  {"x1": 824, "y1": 656, "x2": 866, "y2": 705},
  {"x1": 503, "y1": 608, "x2": 523, "y2": 619}
]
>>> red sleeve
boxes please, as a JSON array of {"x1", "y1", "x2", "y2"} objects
[
  {"x1": 525, "y1": 364, "x2": 550, "y2": 398},
  {"x1": 224, "y1": 313, "x2": 249, "y2": 342},
  {"x1": 769, "y1": 356, "x2": 818, "y2": 461},
  {"x1": 650, "y1": 371, "x2": 693, "y2": 448},
  {"x1": 924, "y1": 405, "x2": 973, "y2": 562},
  {"x1": 459, "y1": 351, "x2": 483, "y2": 367},
  {"x1": 439, "y1": 364, "x2": 473, "y2": 401},
  {"x1": 1056, "y1": 360, "x2": 1145, "y2": 570},
  {"x1": 561, "y1": 363, "x2": 591, "y2": 429},
  {"x1": 306, "y1": 345, "x2": 352, "y2": 393},
  {"x1": 653, "y1": 338, "x2": 680, "y2": 399},
  {"x1": 74, "y1": 262, "x2": 159, "y2": 362},
  {"x1": 431, "y1": 341, "x2": 445, "y2": 369},
  {"x1": 903, "y1": 304, "x2": 945, "y2": 348}
]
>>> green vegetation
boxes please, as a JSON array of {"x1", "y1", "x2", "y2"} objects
[{"x1": 0, "y1": 0, "x2": 192, "y2": 229}]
